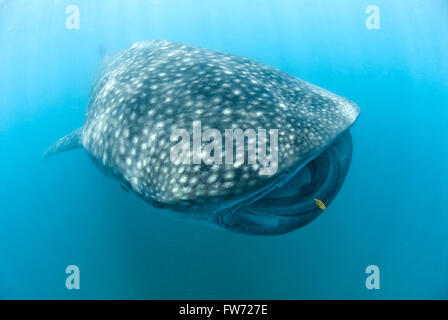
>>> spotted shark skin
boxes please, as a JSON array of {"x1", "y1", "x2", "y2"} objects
[{"x1": 45, "y1": 40, "x2": 360, "y2": 235}]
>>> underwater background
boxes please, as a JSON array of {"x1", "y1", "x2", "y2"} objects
[{"x1": 1, "y1": 0, "x2": 447, "y2": 299}]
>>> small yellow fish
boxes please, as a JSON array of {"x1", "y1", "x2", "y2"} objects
[{"x1": 313, "y1": 198, "x2": 327, "y2": 211}]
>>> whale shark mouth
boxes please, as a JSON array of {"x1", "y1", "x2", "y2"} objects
[{"x1": 216, "y1": 131, "x2": 353, "y2": 235}]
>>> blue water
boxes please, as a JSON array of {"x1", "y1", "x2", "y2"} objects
[{"x1": 1, "y1": 0, "x2": 447, "y2": 299}]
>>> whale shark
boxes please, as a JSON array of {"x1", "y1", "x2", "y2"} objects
[{"x1": 45, "y1": 40, "x2": 360, "y2": 235}]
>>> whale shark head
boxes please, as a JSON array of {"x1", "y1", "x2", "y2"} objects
[{"x1": 45, "y1": 40, "x2": 360, "y2": 235}]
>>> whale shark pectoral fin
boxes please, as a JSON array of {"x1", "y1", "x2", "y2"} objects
[{"x1": 44, "y1": 127, "x2": 83, "y2": 159}]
